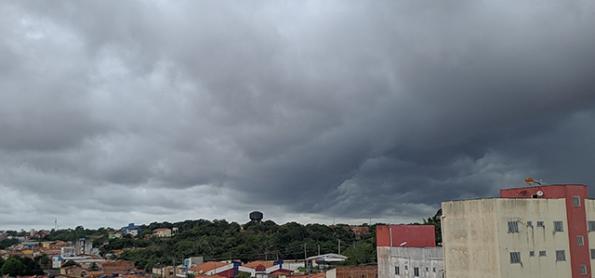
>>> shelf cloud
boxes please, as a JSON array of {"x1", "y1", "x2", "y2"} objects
[{"x1": 1, "y1": 0, "x2": 594, "y2": 229}]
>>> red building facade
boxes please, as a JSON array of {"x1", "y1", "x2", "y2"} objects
[
  {"x1": 376, "y1": 224, "x2": 436, "y2": 248},
  {"x1": 500, "y1": 184, "x2": 590, "y2": 278}
]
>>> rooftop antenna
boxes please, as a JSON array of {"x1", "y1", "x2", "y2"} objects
[
  {"x1": 54, "y1": 217, "x2": 58, "y2": 230},
  {"x1": 524, "y1": 177, "x2": 543, "y2": 186}
]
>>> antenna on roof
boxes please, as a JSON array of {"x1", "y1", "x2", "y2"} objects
[{"x1": 524, "y1": 177, "x2": 543, "y2": 186}]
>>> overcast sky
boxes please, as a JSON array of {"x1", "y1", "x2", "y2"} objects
[{"x1": 1, "y1": 0, "x2": 595, "y2": 230}]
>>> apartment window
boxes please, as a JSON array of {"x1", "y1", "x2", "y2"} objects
[
  {"x1": 589, "y1": 221, "x2": 595, "y2": 232},
  {"x1": 573, "y1": 196, "x2": 581, "y2": 207},
  {"x1": 510, "y1": 252, "x2": 521, "y2": 264},
  {"x1": 404, "y1": 265, "x2": 408, "y2": 270},
  {"x1": 433, "y1": 267, "x2": 436, "y2": 272},
  {"x1": 425, "y1": 267, "x2": 428, "y2": 272},
  {"x1": 539, "y1": 250, "x2": 547, "y2": 257},
  {"x1": 554, "y1": 221, "x2": 564, "y2": 232},
  {"x1": 580, "y1": 264, "x2": 588, "y2": 275},
  {"x1": 529, "y1": 251, "x2": 535, "y2": 257},
  {"x1": 591, "y1": 249, "x2": 595, "y2": 259},
  {"x1": 414, "y1": 267, "x2": 419, "y2": 277},
  {"x1": 527, "y1": 221, "x2": 533, "y2": 227},
  {"x1": 536, "y1": 221, "x2": 545, "y2": 228},
  {"x1": 508, "y1": 221, "x2": 519, "y2": 233},
  {"x1": 395, "y1": 266, "x2": 399, "y2": 275},
  {"x1": 556, "y1": 250, "x2": 566, "y2": 261},
  {"x1": 578, "y1": 235, "x2": 585, "y2": 246}
]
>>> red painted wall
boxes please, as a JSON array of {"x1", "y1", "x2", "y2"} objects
[
  {"x1": 376, "y1": 224, "x2": 436, "y2": 247},
  {"x1": 500, "y1": 184, "x2": 590, "y2": 278}
]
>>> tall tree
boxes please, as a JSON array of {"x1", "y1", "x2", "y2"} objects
[{"x1": 1, "y1": 257, "x2": 25, "y2": 276}]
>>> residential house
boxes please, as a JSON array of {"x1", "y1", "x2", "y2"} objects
[
  {"x1": 152, "y1": 228, "x2": 173, "y2": 238},
  {"x1": 122, "y1": 223, "x2": 140, "y2": 237}
]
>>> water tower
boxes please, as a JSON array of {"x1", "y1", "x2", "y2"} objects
[{"x1": 249, "y1": 211, "x2": 264, "y2": 223}]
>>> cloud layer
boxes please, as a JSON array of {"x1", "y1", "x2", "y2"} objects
[{"x1": 1, "y1": 0, "x2": 595, "y2": 229}]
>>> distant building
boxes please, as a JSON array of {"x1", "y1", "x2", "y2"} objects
[
  {"x1": 350, "y1": 226, "x2": 370, "y2": 239},
  {"x1": 190, "y1": 261, "x2": 237, "y2": 278},
  {"x1": 442, "y1": 183, "x2": 594, "y2": 278},
  {"x1": 183, "y1": 256, "x2": 204, "y2": 272},
  {"x1": 239, "y1": 260, "x2": 293, "y2": 277},
  {"x1": 75, "y1": 238, "x2": 93, "y2": 255},
  {"x1": 376, "y1": 225, "x2": 444, "y2": 278},
  {"x1": 122, "y1": 223, "x2": 139, "y2": 237},
  {"x1": 61, "y1": 246, "x2": 77, "y2": 258},
  {"x1": 153, "y1": 228, "x2": 173, "y2": 238},
  {"x1": 109, "y1": 231, "x2": 123, "y2": 239}
]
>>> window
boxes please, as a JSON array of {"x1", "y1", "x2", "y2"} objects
[
  {"x1": 395, "y1": 266, "x2": 399, "y2": 275},
  {"x1": 425, "y1": 267, "x2": 428, "y2": 272},
  {"x1": 536, "y1": 221, "x2": 545, "y2": 228},
  {"x1": 556, "y1": 250, "x2": 566, "y2": 261},
  {"x1": 577, "y1": 235, "x2": 585, "y2": 246},
  {"x1": 573, "y1": 196, "x2": 581, "y2": 207},
  {"x1": 539, "y1": 250, "x2": 547, "y2": 257},
  {"x1": 414, "y1": 267, "x2": 419, "y2": 277},
  {"x1": 510, "y1": 252, "x2": 521, "y2": 264},
  {"x1": 404, "y1": 265, "x2": 408, "y2": 270},
  {"x1": 508, "y1": 221, "x2": 519, "y2": 233},
  {"x1": 591, "y1": 249, "x2": 595, "y2": 259},
  {"x1": 527, "y1": 221, "x2": 533, "y2": 227},
  {"x1": 433, "y1": 267, "x2": 436, "y2": 272},
  {"x1": 554, "y1": 221, "x2": 564, "y2": 232},
  {"x1": 589, "y1": 221, "x2": 595, "y2": 232},
  {"x1": 529, "y1": 251, "x2": 535, "y2": 257},
  {"x1": 580, "y1": 264, "x2": 588, "y2": 275}
]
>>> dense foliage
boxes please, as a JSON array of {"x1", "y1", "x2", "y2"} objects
[
  {"x1": 30, "y1": 213, "x2": 441, "y2": 272},
  {"x1": 0, "y1": 238, "x2": 19, "y2": 249},
  {"x1": 0, "y1": 256, "x2": 45, "y2": 276},
  {"x1": 95, "y1": 220, "x2": 376, "y2": 271}
]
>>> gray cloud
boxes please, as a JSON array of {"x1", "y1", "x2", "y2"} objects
[{"x1": 1, "y1": 0, "x2": 594, "y2": 229}]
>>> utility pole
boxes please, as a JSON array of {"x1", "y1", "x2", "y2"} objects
[
  {"x1": 338, "y1": 239, "x2": 341, "y2": 255},
  {"x1": 304, "y1": 243, "x2": 309, "y2": 275},
  {"x1": 172, "y1": 256, "x2": 176, "y2": 278}
]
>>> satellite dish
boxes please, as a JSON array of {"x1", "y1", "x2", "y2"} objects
[{"x1": 536, "y1": 190, "x2": 544, "y2": 197}]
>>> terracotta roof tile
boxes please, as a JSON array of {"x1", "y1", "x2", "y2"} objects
[{"x1": 191, "y1": 261, "x2": 228, "y2": 274}]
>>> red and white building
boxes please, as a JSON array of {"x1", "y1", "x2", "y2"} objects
[
  {"x1": 377, "y1": 225, "x2": 444, "y2": 278},
  {"x1": 442, "y1": 183, "x2": 595, "y2": 278}
]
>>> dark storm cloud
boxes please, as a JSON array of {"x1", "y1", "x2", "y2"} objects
[{"x1": 1, "y1": 0, "x2": 595, "y2": 228}]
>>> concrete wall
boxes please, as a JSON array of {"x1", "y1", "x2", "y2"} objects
[
  {"x1": 442, "y1": 199, "x2": 501, "y2": 278},
  {"x1": 442, "y1": 198, "x2": 572, "y2": 278},
  {"x1": 326, "y1": 268, "x2": 337, "y2": 278},
  {"x1": 377, "y1": 247, "x2": 443, "y2": 278}
]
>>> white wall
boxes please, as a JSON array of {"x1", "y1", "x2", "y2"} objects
[{"x1": 377, "y1": 247, "x2": 443, "y2": 278}]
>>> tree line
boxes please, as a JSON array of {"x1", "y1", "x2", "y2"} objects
[{"x1": 3, "y1": 213, "x2": 441, "y2": 273}]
